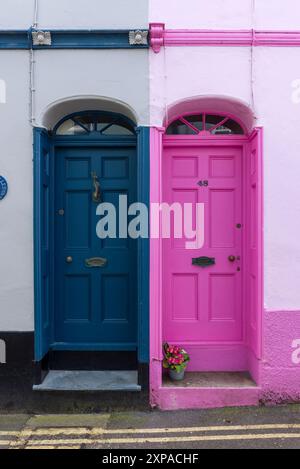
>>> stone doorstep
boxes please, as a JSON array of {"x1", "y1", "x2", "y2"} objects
[
  {"x1": 33, "y1": 370, "x2": 141, "y2": 392},
  {"x1": 163, "y1": 371, "x2": 258, "y2": 388}
]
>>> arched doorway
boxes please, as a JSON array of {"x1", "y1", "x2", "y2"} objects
[
  {"x1": 34, "y1": 107, "x2": 150, "y2": 388},
  {"x1": 150, "y1": 105, "x2": 263, "y2": 409}
]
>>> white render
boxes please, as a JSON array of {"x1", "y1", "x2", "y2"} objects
[
  {"x1": 0, "y1": 3, "x2": 149, "y2": 331},
  {"x1": 0, "y1": 0, "x2": 148, "y2": 29}
]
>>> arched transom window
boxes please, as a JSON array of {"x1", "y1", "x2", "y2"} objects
[
  {"x1": 166, "y1": 113, "x2": 245, "y2": 136},
  {"x1": 54, "y1": 111, "x2": 136, "y2": 136}
]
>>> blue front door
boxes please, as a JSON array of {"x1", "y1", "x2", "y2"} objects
[{"x1": 54, "y1": 145, "x2": 137, "y2": 350}]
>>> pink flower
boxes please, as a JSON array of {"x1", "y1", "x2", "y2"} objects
[{"x1": 163, "y1": 343, "x2": 190, "y2": 369}]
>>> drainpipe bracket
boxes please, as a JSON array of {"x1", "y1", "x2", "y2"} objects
[
  {"x1": 32, "y1": 30, "x2": 52, "y2": 46},
  {"x1": 129, "y1": 30, "x2": 148, "y2": 46}
]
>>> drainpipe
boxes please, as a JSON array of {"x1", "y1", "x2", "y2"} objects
[
  {"x1": 33, "y1": 0, "x2": 39, "y2": 28},
  {"x1": 250, "y1": 0, "x2": 256, "y2": 114},
  {"x1": 29, "y1": 0, "x2": 39, "y2": 127}
]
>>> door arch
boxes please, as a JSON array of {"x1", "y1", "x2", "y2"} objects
[
  {"x1": 150, "y1": 103, "x2": 263, "y2": 403},
  {"x1": 165, "y1": 111, "x2": 246, "y2": 136},
  {"x1": 34, "y1": 108, "x2": 150, "y2": 373}
]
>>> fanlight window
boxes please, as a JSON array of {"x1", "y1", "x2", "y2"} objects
[
  {"x1": 54, "y1": 112, "x2": 135, "y2": 136},
  {"x1": 166, "y1": 113, "x2": 244, "y2": 136}
]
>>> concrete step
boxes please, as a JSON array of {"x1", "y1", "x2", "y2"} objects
[
  {"x1": 33, "y1": 370, "x2": 141, "y2": 392},
  {"x1": 163, "y1": 372, "x2": 257, "y2": 388},
  {"x1": 160, "y1": 372, "x2": 260, "y2": 410}
]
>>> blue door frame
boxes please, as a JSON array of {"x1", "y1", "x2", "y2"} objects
[{"x1": 34, "y1": 125, "x2": 149, "y2": 364}]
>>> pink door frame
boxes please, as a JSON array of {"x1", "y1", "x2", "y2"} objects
[{"x1": 149, "y1": 126, "x2": 264, "y2": 409}]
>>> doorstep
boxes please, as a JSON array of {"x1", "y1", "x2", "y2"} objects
[
  {"x1": 154, "y1": 372, "x2": 260, "y2": 410},
  {"x1": 33, "y1": 370, "x2": 141, "y2": 392},
  {"x1": 163, "y1": 372, "x2": 256, "y2": 388}
]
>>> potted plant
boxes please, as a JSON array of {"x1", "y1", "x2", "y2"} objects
[{"x1": 163, "y1": 343, "x2": 190, "y2": 381}]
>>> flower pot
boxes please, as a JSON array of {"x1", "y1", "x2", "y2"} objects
[{"x1": 169, "y1": 369, "x2": 185, "y2": 382}]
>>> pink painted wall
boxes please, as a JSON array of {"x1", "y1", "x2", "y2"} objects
[
  {"x1": 260, "y1": 311, "x2": 300, "y2": 403},
  {"x1": 149, "y1": 33, "x2": 300, "y2": 314},
  {"x1": 149, "y1": 0, "x2": 300, "y2": 405}
]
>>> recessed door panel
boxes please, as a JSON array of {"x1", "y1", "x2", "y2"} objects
[
  {"x1": 172, "y1": 156, "x2": 198, "y2": 178},
  {"x1": 172, "y1": 274, "x2": 198, "y2": 321},
  {"x1": 102, "y1": 274, "x2": 129, "y2": 323},
  {"x1": 209, "y1": 273, "x2": 237, "y2": 322},
  {"x1": 65, "y1": 191, "x2": 91, "y2": 248},
  {"x1": 209, "y1": 189, "x2": 235, "y2": 248},
  {"x1": 66, "y1": 158, "x2": 91, "y2": 180},
  {"x1": 101, "y1": 189, "x2": 129, "y2": 250},
  {"x1": 102, "y1": 157, "x2": 129, "y2": 179},
  {"x1": 64, "y1": 275, "x2": 91, "y2": 323},
  {"x1": 171, "y1": 189, "x2": 198, "y2": 250}
]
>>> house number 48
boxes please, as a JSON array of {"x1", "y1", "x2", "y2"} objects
[{"x1": 198, "y1": 180, "x2": 209, "y2": 187}]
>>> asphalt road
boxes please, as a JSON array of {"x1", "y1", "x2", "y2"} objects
[{"x1": 1, "y1": 405, "x2": 300, "y2": 450}]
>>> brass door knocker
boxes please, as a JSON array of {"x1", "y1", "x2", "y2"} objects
[{"x1": 91, "y1": 171, "x2": 101, "y2": 203}]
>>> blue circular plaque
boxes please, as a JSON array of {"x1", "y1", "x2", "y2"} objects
[{"x1": 0, "y1": 176, "x2": 8, "y2": 200}]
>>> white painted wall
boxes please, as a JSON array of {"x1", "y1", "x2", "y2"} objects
[
  {"x1": 0, "y1": 3, "x2": 149, "y2": 331},
  {"x1": 255, "y1": 0, "x2": 300, "y2": 30},
  {"x1": 150, "y1": 46, "x2": 252, "y2": 128},
  {"x1": 34, "y1": 50, "x2": 149, "y2": 128},
  {"x1": 0, "y1": 0, "x2": 148, "y2": 29},
  {"x1": 254, "y1": 47, "x2": 300, "y2": 310},
  {"x1": 37, "y1": 0, "x2": 148, "y2": 29},
  {"x1": 0, "y1": 52, "x2": 33, "y2": 331},
  {"x1": 150, "y1": 0, "x2": 253, "y2": 29},
  {"x1": 0, "y1": 0, "x2": 36, "y2": 28}
]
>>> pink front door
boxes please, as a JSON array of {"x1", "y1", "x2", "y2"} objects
[{"x1": 163, "y1": 145, "x2": 243, "y2": 349}]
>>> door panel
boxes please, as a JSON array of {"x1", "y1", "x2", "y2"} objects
[
  {"x1": 247, "y1": 130, "x2": 263, "y2": 358},
  {"x1": 34, "y1": 128, "x2": 52, "y2": 361},
  {"x1": 163, "y1": 146, "x2": 243, "y2": 344},
  {"x1": 54, "y1": 146, "x2": 137, "y2": 349}
]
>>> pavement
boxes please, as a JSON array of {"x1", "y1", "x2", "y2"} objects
[{"x1": 0, "y1": 405, "x2": 300, "y2": 450}]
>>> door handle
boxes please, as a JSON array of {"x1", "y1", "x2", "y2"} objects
[
  {"x1": 91, "y1": 171, "x2": 101, "y2": 203},
  {"x1": 228, "y1": 255, "x2": 236, "y2": 262},
  {"x1": 66, "y1": 256, "x2": 73, "y2": 264}
]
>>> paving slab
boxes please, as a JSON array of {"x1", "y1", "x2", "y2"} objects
[
  {"x1": 0, "y1": 414, "x2": 31, "y2": 449},
  {"x1": 25, "y1": 413, "x2": 110, "y2": 429},
  {"x1": 0, "y1": 414, "x2": 30, "y2": 430},
  {"x1": 107, "y1": 405, "x2": 300, "y2": 431},
  {"x1": 0, "y1": 407, "x2": 299, "y2": 450},
  {"x1": 92, "y1": 406, "x2": 300, "y2": 450}
]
